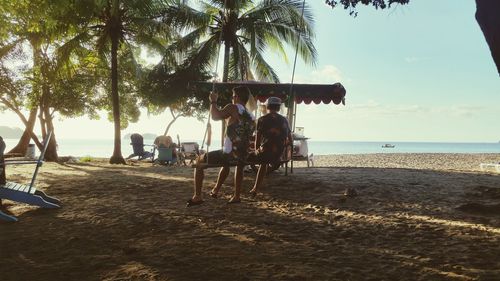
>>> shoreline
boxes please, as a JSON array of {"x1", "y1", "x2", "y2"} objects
[
  {"x1": 4, "y1": 137, "x2": 500, "y2": 157},
  {"x1": 292, "y1": 153, "x2": 500, "y2": 172},
  {"x1": 61, "y1": 153, "x2": 500, "y2": 172}
]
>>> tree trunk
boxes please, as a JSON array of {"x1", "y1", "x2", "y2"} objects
[
  {"x1": 42, "y1": 106, "x2": 58, "y2": 161},
  {"x1": 109, "y1": 21, "x2": 126, "y2": 164},
  {"x1": 8, "y1": 108, "x2": 38, "y2": 155},
  {"x1": 163, "y1": 108, "x2": 180, "y2": 136},
  {"x1": 39, "y1": 55, "x2": 58, "y2": 161},
  {"x1": 38, "y1": 109, "x2": 46, "y2": 139},
  {"x1": 0, "y1": 99, "x2": 43, "y2": 151},
  {"x1": 476, "y1": 0, "x2": 500, "y2": 75},
  {"x1": 222, "y1": 41, "x2": 230, "y2": 83},
  {"x1": 220, "y1": 41, "x2": 231, "y2": 147}
]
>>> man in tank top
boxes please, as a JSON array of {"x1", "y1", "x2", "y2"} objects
[{"x1": 187, "y1": 86, "x2": 255, "y2": 206}]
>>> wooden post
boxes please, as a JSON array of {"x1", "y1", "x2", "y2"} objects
[
  {"x1": 286, "y1": 93, "x2": 295, "y2": 173},
  {"x1": 286, "y1": 97, "x2": 295, "y2": 130},
  {"x1": 0, "y1": 136, "x2": 6, "y2": 185}
]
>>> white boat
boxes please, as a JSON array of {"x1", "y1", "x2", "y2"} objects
[{"x1": 382, "y1": 144, "x2": 395, "y2": 148}]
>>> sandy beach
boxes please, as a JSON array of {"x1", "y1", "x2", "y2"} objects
[{"x1": 1, "y1": 153, "x2": 500, "y2": 280}]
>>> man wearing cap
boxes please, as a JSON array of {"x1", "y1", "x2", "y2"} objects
[{"x1": 249, "y1": 97, "x2": 292, "y2": 196}]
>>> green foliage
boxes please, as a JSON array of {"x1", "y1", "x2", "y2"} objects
[
  {"x1": 324, "y1": 0, "x2": 410, "y2": 16},
  {"x1": 0, "y1": 0, "x2": 103, "y2": 119},
  {"x1": 139, "y1": 61, "x2": 211, "y2": 121},
  {"x1": 162, "y1": 0, "x2": 317, "y2": 84},
  {"x1": 79, "y1": 155, "x2": 94, "y2": 162}
]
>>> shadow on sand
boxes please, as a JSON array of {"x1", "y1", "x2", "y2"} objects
[{"x1": 1, "y1": 162, "x2": 499, "y2": 280}]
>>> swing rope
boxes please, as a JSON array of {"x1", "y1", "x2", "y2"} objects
[
  {"x1": 200, "y1": 0, "x2": 230, "y2": 161},
  {"x1": 287, "y1": 0, "x2": 307, "y2": 132},
  {"x1": 198, "y1": 0, "x2": 305, "y2": 166}
]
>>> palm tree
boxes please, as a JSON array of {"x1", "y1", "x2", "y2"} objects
[
  {"x1": 163, "y1": 0, "x2": 317, "y2": 83},
  {"x1": 160, "y1": 0, "x2": 316, "y2": 144},
  {"x1": 64, "y1": 0, "x2": 177, "y2": 164}
]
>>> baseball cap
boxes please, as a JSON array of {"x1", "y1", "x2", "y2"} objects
[{"x1": 265, "y1": 97, "x2": 282, "y2": 105}]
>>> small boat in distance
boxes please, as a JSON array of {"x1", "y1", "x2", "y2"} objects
[{"x1": 382, "y1": 144, "x2": 395, "y2": 148}]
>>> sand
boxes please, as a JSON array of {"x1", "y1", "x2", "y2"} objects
[{"x1": 1, "y1": 153, "x2": 499, "y2": 281}]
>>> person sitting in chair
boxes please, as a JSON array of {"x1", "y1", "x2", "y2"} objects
[
  {"x1": 154, "y1": 135, "x2": 178, "y2": 161},
  {"x1": 187, "y1": 86, "x2": 255, "y2": 206},
  {"x1": 248, "y1": 97, "x2": 292, "y2": 197}
]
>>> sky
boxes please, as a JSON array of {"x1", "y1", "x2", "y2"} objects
[{"x1": 1, "y1": 0, "x2": 499, "y2": 143}]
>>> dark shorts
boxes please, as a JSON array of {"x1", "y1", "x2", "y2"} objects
[
  {"x1": 197, "y1": 150, "x2": 243, "y2": 167},
  {"x1": 247, "y1": 152, "x2": 280, "y2": 165},
  {"x1": 197, "y1": 150, "x2": 283, "y2": 167}
]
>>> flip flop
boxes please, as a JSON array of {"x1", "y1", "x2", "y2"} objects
[
  {"x1": 249, "y1": 190, "x2": 257, "y2": 198},
  {"x1": 186, "y1": 199, "x2": 204, "y2": 207},
  {"x1": 209, "y1": 191, "x2": 218, "y2": 199},
  {"x1": 227, "y1": 199, "x2": 241, "y2": 204}
]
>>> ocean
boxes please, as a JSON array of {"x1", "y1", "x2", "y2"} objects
[{"x1": 3, "y1": 138, "x2": 500, "y2": 158}]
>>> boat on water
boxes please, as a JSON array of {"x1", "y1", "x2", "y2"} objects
[{"x1": 382, "y1": 144, "x2": 395, "y2": 148}]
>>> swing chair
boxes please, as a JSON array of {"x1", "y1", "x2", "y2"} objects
[
  {"x1": 188, "y1": 0, "x2": 346, "y2": 173},
  {"x1": 189, "y1": 81, "x2": 346, "y2": 172}
]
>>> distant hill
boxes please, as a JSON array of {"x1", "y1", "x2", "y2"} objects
[
  {"x1": 0, "y1": 126, "x2": 23, "y2": 139},
  {"x1": 123, "y1": 133, "x2": 157, "y2": 140}
]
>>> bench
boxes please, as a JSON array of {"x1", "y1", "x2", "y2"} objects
[{"x1": 0, "y1": 131, "x2": 61, "y2": 222}]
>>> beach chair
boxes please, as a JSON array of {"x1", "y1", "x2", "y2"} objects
[
  {"x1": 0, "y1": 132, "x2": 61, "y2": 222},
  {"x1": 154, "y1": 147, "x2": 176, "y2": 165},
  {"x1": 179, "y1": 142, "x2": 200, "y2": 165},
  {"x1": 480, "y1": 162, "x2": 500, "y2": 173},
  {"x1": 126, "y1": 133, "x2": 155, "y2": 161}
]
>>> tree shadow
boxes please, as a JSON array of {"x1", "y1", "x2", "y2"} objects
[{"x1": 0, "y1": 163, "x2": 499, "y2": 280}]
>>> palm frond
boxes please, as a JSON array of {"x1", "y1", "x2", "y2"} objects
[
  {"x1": 251, "y1": 47, "x2": 280, "y2": 83},
  {"x1": 0, "y1": 38, "x2": 23, "y2": 59},
  {"x1": 162, "y1": 0, "x2": 212, "y2": 32},
  {"x1": 184, "y1": 35, "x2": 221, "y2": 76},
  {"x1": 162, "y1": 27, "x2": 210, "y2": 66}
]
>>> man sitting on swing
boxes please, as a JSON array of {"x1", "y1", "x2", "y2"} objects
[
  {"x1": 248, "y1": 97, "x2": 292, "y2": 197},
  {"x1": 187, "y1": 86, "x2": 255, "y2": 206}
]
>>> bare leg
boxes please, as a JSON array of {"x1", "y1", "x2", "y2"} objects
[
  {"x1": 210, "y1": 166, "x2": 230, "y2": 196},
  {"x1": 229, "y1": 165, "x2": 244, "y2": 203},
  {"x1": 249, "y1": 164, "x2": 268, "y2": 196},
  {"x1": 192, "y1": 167, "x2": 204, "y2": 202}
]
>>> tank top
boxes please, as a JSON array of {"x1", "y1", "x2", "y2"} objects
[{"x1": 223, "y1": 104, "x2": 255, "y2": 160}]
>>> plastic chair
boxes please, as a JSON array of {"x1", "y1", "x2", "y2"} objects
[{"x1": 126, "y1": 133, "x2": 154, "y2": 161}]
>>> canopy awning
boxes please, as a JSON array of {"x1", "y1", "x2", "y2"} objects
[{"x1": 188, "y1": 81, "x2": 347, "y2": 105}]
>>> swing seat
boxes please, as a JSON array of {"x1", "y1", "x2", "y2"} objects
[{"x1": 191, "y1": 145, "x2": 292, "y2": 174}]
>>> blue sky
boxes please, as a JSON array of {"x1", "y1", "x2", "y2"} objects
[{"x1": 1, "y1": 0, "x2": 499, "y2": 142}]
